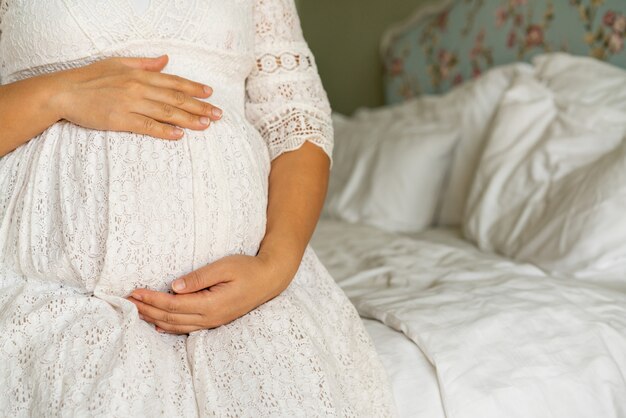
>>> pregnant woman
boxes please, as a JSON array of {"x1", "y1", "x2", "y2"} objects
[{"x1": 0, "y1": 0, "x2": 394, "y2": 416}]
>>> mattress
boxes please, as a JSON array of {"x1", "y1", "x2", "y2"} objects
[{"x1": 310, "y1": 219, "x2": 626, "y2": 418}]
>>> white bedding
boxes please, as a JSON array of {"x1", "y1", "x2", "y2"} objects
[
  {"x1": 464, "y1": 54, "x2": 626, "y2": 286},
  {"x1": 311, "y1": 219, "x2": 626, "y2": 418},
  {"x1": 361, "y1": 318, "x2": 444, "y2": 418}
]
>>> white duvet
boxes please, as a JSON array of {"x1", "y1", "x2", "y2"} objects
[
  {"x1": 312, "y1": 220, "x2": 626, "y2": 418},
  {"x1": 313, "y1": 53, "x2": 626, "y2": 417}
]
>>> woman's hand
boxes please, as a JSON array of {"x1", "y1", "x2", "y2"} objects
[
  {"x1": 126, "y1": 254, "x2": 293, "y2": 334},
  {"x1": 52, "y1": 54, "x2": 223, "y2": 140}
]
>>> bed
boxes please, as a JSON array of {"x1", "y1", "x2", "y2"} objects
[{"x1": 310, "y1": 1, "x2": 626, "y2": 417}]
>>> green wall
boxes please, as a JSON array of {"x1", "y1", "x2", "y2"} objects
[{"x1": 296, "y1": 0, "x2": 429, "y2": 115}]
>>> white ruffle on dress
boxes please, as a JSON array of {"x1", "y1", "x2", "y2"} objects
[{"x1": 0, "y1": 0, "x2": 395, "y2": 416}]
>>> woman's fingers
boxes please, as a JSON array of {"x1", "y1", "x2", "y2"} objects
[
  {"x1": 143, "y1": 87, "x2": 222, "y2": 122},
  {"x1": 116, "y1": 56, "x2": 213, "y2": 101},
  {"x1": 143, "y1": 71, "x2": 213, "y2": 99},
  {"x1": 139, "y1": 99, "x2": 211, "y2": 130},
  {"x1": 130, "y1": 288, "x2": 216, "y2": 314},
  {"x1": 171, "y1": 262, "x2": 229, "y2": 294},
  {"x1": 116, "y1": 55, "x2": 170, "y2": 72},
  {"x1": 129, "y1": 297, "x2": 205, "y2": 326},
  {"x1": 117, "y1": 56, "x2": 222, "y2": 121},
  {"x1": 145, "y1": 315, "x2": 202, "y2": 334},
  {"x1": 127, "y1": 113, "x2": 185, "y2": 140}
]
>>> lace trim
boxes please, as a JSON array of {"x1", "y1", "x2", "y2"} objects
[
  {"x1": 255, "y1": 52, "x2": 313, "y2": 74},
  {"x1": 246, "y1": 77, "x2": 330, "y2": 109},
  {"x1": 254, "y1": 105, "x2": 334, "y2": 167}
]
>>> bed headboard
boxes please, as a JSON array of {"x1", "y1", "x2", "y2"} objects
[{"x1": 381, "y1": 0, "x2": 626, "y2": 104}]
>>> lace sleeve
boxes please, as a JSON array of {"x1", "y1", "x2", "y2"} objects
[{"x1": 245, "y1": 0, "x2": 334, "y2": 167}]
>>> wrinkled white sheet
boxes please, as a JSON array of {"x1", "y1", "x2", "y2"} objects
[{"x1": 312, "y1": 219, "x2": 626, "y2": 418}]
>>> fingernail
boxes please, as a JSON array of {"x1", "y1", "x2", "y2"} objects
[
  {"x1": 172, "y1": 127, "x2": 184, "y2": 137},
  {"x1": 212, "y1": 108, "x2": 222, "y2": 118},
  {"x1": 139, "y1": 314, "x2": 145, "y2": 320},
  {"x1": 199, "y1": 116, "x2": 209, "y2": 126},
  {"x1": 172, "y1": 279, "x2": 186, "y2": 292},
  {"x1": 203, "y1": 85, "x2": 212, "y2": 95},
  {"x1": 131, "y1": 293, "x2": 142, "y2": 301}
]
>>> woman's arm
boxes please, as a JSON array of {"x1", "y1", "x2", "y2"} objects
[
  {"x1": 0, "y1": 72, "x2": 64, "y2": 157},
  {"x1": 256, "y1": 140, "x2": 330, "y2": 294},
  {"x1": 0, "y1": 55, "x2": 222, "y2": 158}
]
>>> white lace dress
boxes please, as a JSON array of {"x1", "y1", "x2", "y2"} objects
[{"x1": 0, "y1": 1, "x2": 395, "y2": 416}]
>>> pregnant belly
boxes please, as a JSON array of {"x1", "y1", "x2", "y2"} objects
[{"x1": 0, "y1": 111, "x2": 270, "y2": 296}]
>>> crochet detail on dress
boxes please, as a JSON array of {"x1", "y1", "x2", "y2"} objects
[
  {"x1": 255, "y1": 52, "x2": 313, "y2": 74},
  {"x1": 245, "y1": 0, "x2": 334, "y2": 165},
  {"x1": 256, "y1": 106, "x2": 334, "y2": 162}
]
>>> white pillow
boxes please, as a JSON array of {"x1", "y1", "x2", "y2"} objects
[
  {"x1": 324, "y1": 103, "x2": 458, "y2": 234},
  {"x1": 464, "y1": 54, "x2": 626, "y2": 284},
  {"x1": 534, "y1": 52, "x2": 626, "y2": 113},
  {"x1": 435, "y1": 63, "x2": 534, "y2": 227}
]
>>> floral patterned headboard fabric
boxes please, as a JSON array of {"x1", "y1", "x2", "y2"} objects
[{"x1": 382, "y1": 0, "x2": 626, "y2": 103}]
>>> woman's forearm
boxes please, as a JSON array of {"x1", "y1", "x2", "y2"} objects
[
  {"x1": 0, "y1": 73, "x2": 64, "y2": 157},
  {"x1": 257, "y1": 140, "x2": 331, "y2": 292}
]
